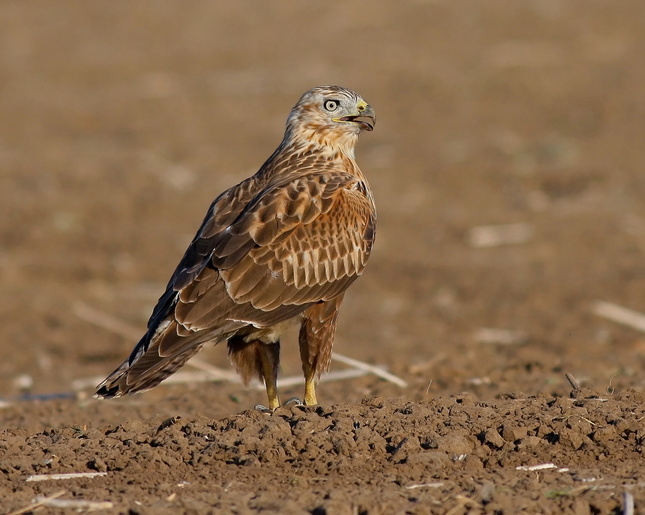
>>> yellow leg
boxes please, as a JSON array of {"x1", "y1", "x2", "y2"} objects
[
  {"x1": 303, "y1": 370, "x2": 318, "y2": 406},
  {"x1": 299, "y1": 335, "x2": 318, "y2": 405},
  {"x1": 257, "y1": 342, "x2": 280, "y2": 410},
  {"x1": 299, "y1": 326, "x2": 319, "y2": 406}
]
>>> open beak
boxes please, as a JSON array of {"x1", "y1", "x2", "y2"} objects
[{"x1": 335, "y1": 105, "x2": 376, "y2": 131}]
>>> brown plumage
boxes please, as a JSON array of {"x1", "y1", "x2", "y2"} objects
[{"x1": 95, "y1": 85, "x2": 376, "y2": 409}]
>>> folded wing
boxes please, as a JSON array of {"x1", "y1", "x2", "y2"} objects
[{"x1": 96, "y1": 169, "x2": 375, "y2": 397}]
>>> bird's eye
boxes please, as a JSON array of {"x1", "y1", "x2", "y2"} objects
[{"x1": 324, "y1": 99, "x2": 340, "y2": 111}]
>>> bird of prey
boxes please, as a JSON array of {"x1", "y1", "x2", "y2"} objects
[{"x1": 95, "y1": 85, "x2": 376, "y2": 410}]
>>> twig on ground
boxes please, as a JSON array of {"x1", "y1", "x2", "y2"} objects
[
  {"x1": 6, "y1": 490, "x2": 67, "y2": 515},
  {"x1": 466, "y1": 223, "x2": 534, "y2": 248},
  {"x1": 409, "y1": 353, "x2": 446, "y2": 374},
  {"x1": 592, "y1": 300, "x2": 645, "y2": 333},
  {"x1": 574, "y1": 477, "x2": 599, "y2": 483},
  {"x1": 516, "y1": 463, "x2": 557, "y2": 471},
  {"x1": 139, "y1": 369, "x2": 241, "y2": 386},
  {"x1": 31, "y1": 497, "x2": 114, "y2": 511},
  {"x1": 177, "y1": 359, "x2": 239, "y2": 381},
  {"x1": 25, "y1": 472, "x2": 108, "y2": 482},
  {"x1": 474, "y1": 327, "x2": 528, "y2": 345},
  {"x1": 623, "y1": 491, "x2": 635, "y2": 515},
  {"x1": 405, "y1": 482, "x2": 444, "y2": 490},
  {"x1": 73, "y1": 302, "x2": 141, "y2": 341},
  {"x1": 565, "y1": 372, "x2": 580, "y2": 391},
  {"x1": 466, "y1": 376, "x2": 491, "y2": 386},
  {"x1": 333, "y1": 352, "x2": 408, "y2": 388}
]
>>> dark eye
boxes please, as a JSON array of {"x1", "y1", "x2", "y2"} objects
[{"x1": 324, "y1": 99, "x2": 340, "y2": 111}]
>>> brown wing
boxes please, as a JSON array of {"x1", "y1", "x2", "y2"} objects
[
  {"x1": 173, "y1": 171, "x2": 374, "y2": 335},
  {"x1": 215, "y1": 172, "x2": 375, "y2": 310},
  {"x1": 96, "y1": 169, "x2": 375, "y2": 397}
]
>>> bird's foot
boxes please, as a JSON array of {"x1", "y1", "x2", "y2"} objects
[
  {"x1": 254, "y1": 404, "x2": 274, "y2": 414},
  {"x1": 254, "y1": 397, "x2": 303, "y2": 413}
]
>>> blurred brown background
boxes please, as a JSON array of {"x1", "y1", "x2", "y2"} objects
[{"x1": 1, "y1": 1, "x2": 645, "y2": 421}]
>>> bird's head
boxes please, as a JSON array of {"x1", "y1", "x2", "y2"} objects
[{"x1": 284, "y1": 86, "x2": 375, "y2": 154}]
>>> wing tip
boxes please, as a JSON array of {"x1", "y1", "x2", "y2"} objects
[
  {"x1": 94, "y1": 385, "x2": 120, "y2": 399},
  {"x1": 94, "y1": 361, "x2": 131, "y2": 399},
  {"x1": 94, "y1": 377, "x2": 126, "y2": 399}
]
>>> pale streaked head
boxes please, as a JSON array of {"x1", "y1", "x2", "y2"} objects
[{"x1": 284, "y1": 86, "x2": 375, "y2": 152}]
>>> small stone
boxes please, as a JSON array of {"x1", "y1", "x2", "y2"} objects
[
  {"x1": 484, "y1": 429, "x2": 505, "y2": 449},
  {"x1": 501, "y1": 426, "x2": 528, "y2": 442},
  {"x1": 437, "y1": 434, "x2": 474, "y2": 455},
  {"x1": 520, "y1": 436, "x2": 543, "y2": 448}
]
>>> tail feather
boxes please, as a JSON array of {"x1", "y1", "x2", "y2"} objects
[
  {"x1": 95, "y1": 308, "x2": 248, "y2": 398},
  {"x1": 95, "y1": 342, "x2": 206, "y2": 398}
]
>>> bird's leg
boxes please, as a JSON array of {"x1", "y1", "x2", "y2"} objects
[
  {"x1": 303, "y1": 366, "x2": 318, "y2": 406},
  {"x1": 256, "y1": 341, "x2": 281, "y2": 410},
  {"x1": 298, "y1": 334, "x2": 318, "y2": 406},
  {"x1": 298, "y1": 298, "x2": 343, "y2": 407}
]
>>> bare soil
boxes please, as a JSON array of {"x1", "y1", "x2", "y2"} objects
[{"x1": 2, "y1": 2, "x2": 645, "y2": 514}]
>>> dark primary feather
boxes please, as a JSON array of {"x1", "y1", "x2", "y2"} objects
[{"x1": 95, "y1": 85, "x2": 376, "y2": 400}]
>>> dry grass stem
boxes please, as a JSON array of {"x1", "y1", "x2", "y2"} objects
[
  {"x1": 409, "y1": 353, "x2": 446, "y2": 374},
  {"x1": 151, "y1": 370, "x2": 243, "y2": 386},
  {"x1": 333, "y1": 352, "x2": 408, "y2": 387},
  {"x1": 592, "y1": 300, "x2": 645, "y2": 333},
  {"x1": 565, "y1": 372, "x2": 580, "y2": 390},
  {"x1": 474, "y1": 327, "x2": 528, "y2": 345},
  {"x1": 178, "y1": 358, "x2": 239, "y2": 381},
  {"x1": 404, "y1": 482, "x2": 445, "y2": 490},
  {"x1": 31, "y1": 497, "x2": 114, "y2": 511},
  {"x1": 466, "y1": 223, "x2": 534, "y2": 248},
  {"x1": 5, "y1": 490, "x2": 67, "y2": 515},
  {"x1": 25, "y1": 472, "x2": 108, "y2": 482},
  {"x1": 623, "y1": 491, "x2": 635, "y2": 515},
  {"x1": 73, "y1": 302, "x2": 141, "y2": 341},
  {"x1": 516, "y1": 463, "x2": 557, "y2": 471}
]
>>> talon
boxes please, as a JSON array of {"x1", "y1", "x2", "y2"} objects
[
  {"x1": 284, "y1": 397, "x2": 304, "y2": 407},
  {"x1": 254, "y1": 404, "x2": 273, "y2": 414}
]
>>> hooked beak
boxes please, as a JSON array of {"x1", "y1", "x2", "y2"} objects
[{"x1": 334, "y1": 104, "x2": 376, "y2": 131}]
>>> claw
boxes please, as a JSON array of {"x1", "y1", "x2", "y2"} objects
[{"x1": 254, "y1": 404, "x2": 273, "y2": 414}]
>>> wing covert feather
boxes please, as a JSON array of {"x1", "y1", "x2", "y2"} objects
[{"x1": 217, "y1": 172, "x2": 375, "y2": 311}]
